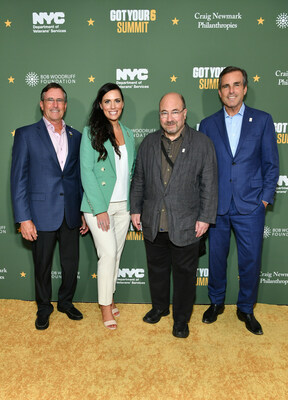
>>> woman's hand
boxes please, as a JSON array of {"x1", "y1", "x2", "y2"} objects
[{"x1": 96, "y1": 212, "x2": 110, "y2": 232}]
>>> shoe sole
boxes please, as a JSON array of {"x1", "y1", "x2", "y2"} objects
[
  {"x1": 57, "y1": 309, "x2": 83, "y2": 320},
  {"x1": 172, "y1": 329, "x2": 189, "y2": 338},
  {"x1": 143, "y1": 310, "x2": 170, "y2": 324},
  {"x1": 202, "y1": 307, "x2": 224, "y2": 324},
  {"x1": 237, "y1": 311, "x2": 263, "y2": 335},
  {"x1": 35, "y1": 321, "x2": 49, "y2": 330}
]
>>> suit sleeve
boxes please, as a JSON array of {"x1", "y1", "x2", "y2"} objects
[
  {"x1": 199, "y1": 119, "x2": 207, "y2": 136},
  {"x1": 197, "y1": 137, "x2": 218, "y2": 224},
  {"x1": 130, "y1": 141, "x2": 145, "y2": 214},
  {"x1": 10, "y1": 128, "x2": 32, "y2": 223},
  {"x1": 80, "y1": 127, "x2": 108, "y2": 215},
  {"x1": 261, "y1": 114, "x2": 279, "y2": 204}
]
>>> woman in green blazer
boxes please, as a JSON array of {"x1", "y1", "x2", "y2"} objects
[{"x1": 80, "y1": 83, "x2": 135, "y2": 330}]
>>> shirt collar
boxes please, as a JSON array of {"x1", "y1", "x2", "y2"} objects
[
  {"x1": 161, "y1": 123, "x2": 187, "y2": 142},
  {"x1": 43, "y1": 117, "x2": 66, "y2": 133},
  {"x1": 224, "y1": 103, "x2": 245, "y2": 118}
]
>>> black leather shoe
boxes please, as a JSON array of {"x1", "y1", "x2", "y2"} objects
[
  {"x1": 57, "y1": 305, "x2": 83, "y2": 320},
  {"x1": 143, "y1": 308, "x2": 170, "y2": 324},
  {"x1": 35, "y1": 314, "x2": 50, "y2": 330},
  {"x1": 202, "y1": 304, "x2": 225, "y2": 324},
  {"x1": 237, "y1": 309, "x2": 263, "y2": 335},
  {"x1": 172, "y1": 322, "x2": 189, "y2": 338}
]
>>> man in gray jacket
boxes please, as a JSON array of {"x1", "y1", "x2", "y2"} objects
[{"x1": 130, "y1": 92, "x2": 218, "y2": 338}]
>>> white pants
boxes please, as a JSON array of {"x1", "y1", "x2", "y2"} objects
[{"x1": 84, "y1": 201, "x2": 130, "y2": 305}]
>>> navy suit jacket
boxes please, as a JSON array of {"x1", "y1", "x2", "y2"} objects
[
  {"x1": 199, "y1": 105, "x2": 279, "y2": 215},
  {"x1": 11, "y1": 119, "x2": 82, "y2": 231}
]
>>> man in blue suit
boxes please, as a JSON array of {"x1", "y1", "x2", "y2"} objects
[
  {"x1": 199, "y1": 66, "x2": 279, "y2": 335},
  {"x1": 11, "y1": 83, "x2": 88, "y2": 330}
]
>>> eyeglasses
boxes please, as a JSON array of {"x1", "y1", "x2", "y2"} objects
[
  {"x1": 159, "y1": 109, "x2": 185, "y2": 119},
  {"x1": 43, "y1": 98, "x2": 65, "y2": 104}
]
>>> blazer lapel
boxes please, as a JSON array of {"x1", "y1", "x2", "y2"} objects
[
  {"x1": 215, "y1": 110, "x2": 233, "y2": 158},
  {"x1": 104, "y1": 138, "x2": 116, "y2": 172},
  {"x1": 167, "y1": 126, "x2": 190, "y2": 187},
  {"x1": 37, "y1": 119, "x2": 61, "y2": 168},
  {"x1": 120, "y1": 122, "x2": 134, "y2": 173},
  {"x1": 63, "y1": 126, "x2": 75, "y2": 170},
  {"x1": 234, "y1": 106, "x2": 252, "y2": 157}
]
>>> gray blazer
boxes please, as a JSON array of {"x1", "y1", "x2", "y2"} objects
[{"x1": 130, "y1": 124, "x2": 218, "y2": 246}]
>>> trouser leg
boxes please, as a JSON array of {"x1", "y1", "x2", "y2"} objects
[
  {"x1": 57, "y1": 217, "x2": 80, "y2": 309},
  {"x1": 208, "y1": 214, "x2": 231, "y2": 304},
  {"x1": 232, "y1": 202, "x2": 265, "y2": 313},
  {"x1": 32, "y1": 230, "x2": 57, "y2": 316},
  {"x1": 144, "y1": 233, "x2": 171, "y2": 310},
  {"x1": 171, "y1": 240, "x2": 200, "y2": 323}
]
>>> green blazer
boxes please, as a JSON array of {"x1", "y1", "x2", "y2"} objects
[{"x1": 80, "y1": 121, "x2": 135, "y2": 215}]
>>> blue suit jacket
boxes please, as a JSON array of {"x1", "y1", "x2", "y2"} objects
[
  {"x1": 11, "y1": 119, "x2": 82, "y2": 230},
  {"x1": 199, "y1": 105, "x2": 279, "y2": 215}
]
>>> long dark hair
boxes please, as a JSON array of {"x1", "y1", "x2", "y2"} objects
[{"x1": 88, "y1": 83, "x2": 124, "y2": 161}]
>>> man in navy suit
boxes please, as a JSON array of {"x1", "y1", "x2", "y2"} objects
[
  {"x1": 11, "y1": 83, "x2": 88, "y2": 330},
  {"x1": 199, "y1": 66, "x2": 279, "y2": 335}
]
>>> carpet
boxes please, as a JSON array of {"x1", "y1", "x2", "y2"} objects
[{"x1": 0, "y1": 300, "x2": 287, "y2": 400}]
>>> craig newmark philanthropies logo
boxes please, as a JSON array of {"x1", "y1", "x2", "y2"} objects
[
  {"x1": 116, "y1": 68, "x2": 149, "y2": 89},
  {"x1": 32, "y1": 12, "x2": 66, "y2": 33},
  {"x1": 194, "y1": 11, "x2": 242, "y2": 30},
  {"x1": 276, "y1": 13, "x2": 288, "y2": 29}
]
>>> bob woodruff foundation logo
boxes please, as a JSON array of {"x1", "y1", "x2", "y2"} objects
[
  {"x1": 25, "y1": 72, "x2": 76, "y2": 87},
  {"x1": 25, "y1": 72, "x2": 40, "y2": 87},
  {"x1": 276, "y1": 13, "x2": 288, "y2": 29}
]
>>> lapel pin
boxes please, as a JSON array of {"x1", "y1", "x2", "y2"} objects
[
  {"x1": 249, "y1": 118, "x2": 253, "y2": 122},
  {"x1": 182, "y1": 148, "x2": 186, "y2": 153},
  {"x1": 69, "y1": 131, "x2": 73, "y2": 136}
]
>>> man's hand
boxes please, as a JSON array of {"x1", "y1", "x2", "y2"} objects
[
  {"x1": 20, "y1": 220, "x2": 38, "y2": 241},
  {"x1": 195, "y1": 221, "x2": 209, "y2": 238},
  {"x1": 80, "y1": 215, "x2": 89, "y2": 235},
  {"x1": 131, "y1": 214, "x2": 141, "y2": 231},
  {"x1": 262, "y1": 200, "x2": 268, "y2": 208}
]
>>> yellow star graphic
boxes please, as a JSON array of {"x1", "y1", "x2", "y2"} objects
[
  {"x1": 172, "y1": 18, "x2": 179, "y2": 25},
  {"x1": 17, "y1": 226, "x2": 21, "y2": 233},
  {"x1": 11, "y1": 130, "x2": 15, "y2": 136},
  {"x1": 88, "y1": 75, "x2": 95, "y2": 83},
  {"x1": 5, "y1": 20, "x2": 12, "y2": 27},
  {"x1": 20, "y1": 272, "x2": 26, "y2": 278},
  {"x1": 257, "y1": 17, "x2": 264, "y2": 25},
  {"x1": 91, "y1": 273, "x2": 97, "y2": 279},
  {"x1": 87, "y1": 18, "x2": 95, "y2": 26},
  {"x1": 8, "y1": 76, "x2": 15, "y2": 83},
  {"x1": 170, "y1": 75, "x2": 178, "y2": 82},
  {"x1": 253, "y1": 75, "x2": 260, "y2": 82}
]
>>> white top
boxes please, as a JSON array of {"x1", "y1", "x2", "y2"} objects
[{"x1": 110, "y1": 144, "x2": 128, "y2": 202}]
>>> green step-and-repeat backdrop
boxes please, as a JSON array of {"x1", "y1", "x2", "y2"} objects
[{"x1": 1, "y1": 0, "x2": 287, "y2": 304}]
